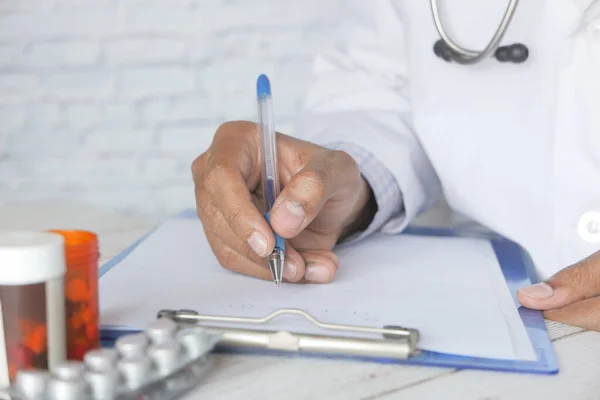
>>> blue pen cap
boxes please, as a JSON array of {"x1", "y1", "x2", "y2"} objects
[{"x1": 256, "y1": 74, "x2": 271, "y2": 97}]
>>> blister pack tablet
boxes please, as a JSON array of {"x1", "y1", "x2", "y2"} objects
[{"x1": 0, "y1": 318, "x2": 221, "y2": 400}]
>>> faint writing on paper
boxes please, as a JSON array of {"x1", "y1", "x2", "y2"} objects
[
  {"x1": 320, "y1": 308, "x2": 379, "y2": 323},
  {"x1": 228, "y1": 304, "x2": 254, "y2": 309}
]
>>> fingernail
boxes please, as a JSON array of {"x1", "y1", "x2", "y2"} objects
[
  {"x1": 283, "y1": 259, "x2": 296, "y2": 280},
  {"x1": 276, "y1": 200, "x2": 305, "y2": 232},
  {"x1": 304, "y1": 263, "x2": 331, "y2": 283},
  {"x1": 247, "y1": 231, "x2": 268, "y2": 257},
  {"x1": 520, "y1": 282, "x2": 554, "y2": 299}
]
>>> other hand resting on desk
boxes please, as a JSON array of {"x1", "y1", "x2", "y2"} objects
[
  {"x1": 191, "y1": 121, "x2": 376, "y2": 284},
  {"x1": 518, "y1": 250, "x2": 600, "y2": 331}
]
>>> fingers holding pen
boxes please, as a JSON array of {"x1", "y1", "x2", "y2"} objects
[
  {"x1": 205, "y1": 231, "x2": 274, "y2": 281},
  {"x1": 199, "y1": 197, "x2": 338, "y2": 284},
  {"x1": 269, "y1": 162, "x2": 330, "y2": 238},
  {"x1": 193, "y1": 157, "x2": 275, "y2": 259},
  {"x1": 206, "y1": 231, "x2": 338, "y2": 284},
  {"x1": 199, "y1": 199, "x2": 306, "y2": 282},
  {"x1": 296, "y1": 249, "x2": 339, "y2": 284},
  {"x1": 269, "y1": 149, "x2": 360, "y2": 239},
  {"x1": 192, "y1": 122, "x2": 349, "y2": 285},
  {"x1": 196, "y1": 189, "x2": 342, "y2": 284},
  {"x1": 206, "y1": 231, "x2": 306, "y2": 283}
]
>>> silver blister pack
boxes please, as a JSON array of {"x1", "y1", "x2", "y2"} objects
[{"x1": 0, "y1": 318, "x2": 221, "y2": 400}]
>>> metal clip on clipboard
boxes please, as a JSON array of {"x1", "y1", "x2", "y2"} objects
[{"x1": 157, "y1": 308, "x2": 421, "y2": 360}]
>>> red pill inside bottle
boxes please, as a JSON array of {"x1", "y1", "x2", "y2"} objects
[{"x1": 49, "y1": 230, "x2": 100, "y2": 361}]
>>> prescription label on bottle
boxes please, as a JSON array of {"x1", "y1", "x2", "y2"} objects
[
  {"x1": 0, "y1": 279, "x2": 65, "y2": 385},
  {"x1": 0, "y1": 282, "x2": 48, "y2": 383},
  {"x1": 0, "y1": 231, "x2": 68, "y2": 386}
]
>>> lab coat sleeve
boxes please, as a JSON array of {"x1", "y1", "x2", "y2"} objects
[{"x1": 292, "y1": 0, "x2": 442, "y2": 238}]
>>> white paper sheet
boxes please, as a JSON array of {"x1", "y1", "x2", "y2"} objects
[{"x1": 98, "y1": 217, "x2": 536, "y2": 361}]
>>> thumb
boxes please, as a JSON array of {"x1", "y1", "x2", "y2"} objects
[
  {"x1": 517, "y1": 251, "x2": 600, "y2": 310},
  {"x1": 269, "y1": 149, "x2": 358, "y2": 239}
]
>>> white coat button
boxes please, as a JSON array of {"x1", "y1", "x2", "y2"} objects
[{"x1": 577, "y1": 211, "x2": 600, "y2": 243}]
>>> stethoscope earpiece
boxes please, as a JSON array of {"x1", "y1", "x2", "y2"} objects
[
  {"x1": 433, "y1": 39, "x2": 454, "y2": 61},
  {"x1": 430, "y1": 0, "x2": 527, "y2": 65},
  {"x1": 433, "y1": 39, "x2": 529, "y2": 64},
  {"x1": 494, "y1": 43, "x2": 528, "y2": 63}
]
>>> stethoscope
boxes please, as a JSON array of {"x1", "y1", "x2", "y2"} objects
[{"x1": 431, "y1": 0, "x2": 529, "y2": 64}]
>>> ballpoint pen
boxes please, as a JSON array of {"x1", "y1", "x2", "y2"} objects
[{"x1": 256, "y1": 74, "x2": 286, "y2": 286}]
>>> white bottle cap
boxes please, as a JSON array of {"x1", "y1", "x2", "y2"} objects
[
  {"x1": 84, "y1": 348, "x2": 119, "y2": 371},
  {"x1": 0, "y1": 231, "x2": 66, "y2": 285}
]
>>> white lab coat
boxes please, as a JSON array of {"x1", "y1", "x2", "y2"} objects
[{"x1": 294, "y1": 0, "x2": 600, "y2": 281}]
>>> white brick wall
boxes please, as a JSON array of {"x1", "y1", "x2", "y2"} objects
[{"x1": 0, "y1": 0, "x2": 343, "y2": 217}]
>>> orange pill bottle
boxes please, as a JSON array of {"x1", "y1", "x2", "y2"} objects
[
  {"x1": 49, "y1": 230, "x2": 100, "y2": 361},
  {"x1": 0, "y1": 231, "x2": 67, "y2": 386}
]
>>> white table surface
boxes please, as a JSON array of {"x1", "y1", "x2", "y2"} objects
[{"x1": 1, "y1": 200, "x2": 600, "y2": 400}]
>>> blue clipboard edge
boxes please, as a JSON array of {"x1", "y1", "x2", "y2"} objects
[{"x1": 98, "y1": 209, "x2": 559, "y2": 375}]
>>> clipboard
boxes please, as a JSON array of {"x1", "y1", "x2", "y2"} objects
[{"x1": 98, "y1": 209, "x2": 559, "y2": 375}]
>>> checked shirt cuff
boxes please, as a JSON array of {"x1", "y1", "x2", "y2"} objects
[{"x1": 323, "y1": 141, "x2": 404, "y2": 243}]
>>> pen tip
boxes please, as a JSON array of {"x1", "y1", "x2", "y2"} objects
[{"x1": 268, "y1": 256, "x2": 283, "y2": 287}]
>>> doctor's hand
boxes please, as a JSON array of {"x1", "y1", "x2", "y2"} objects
[
  {"x1": 191, "y1": 121, "x2": 376, "y2": 284},
  {"x1": 517, "y1": 250, "x2": 600, "y2": 331}
]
